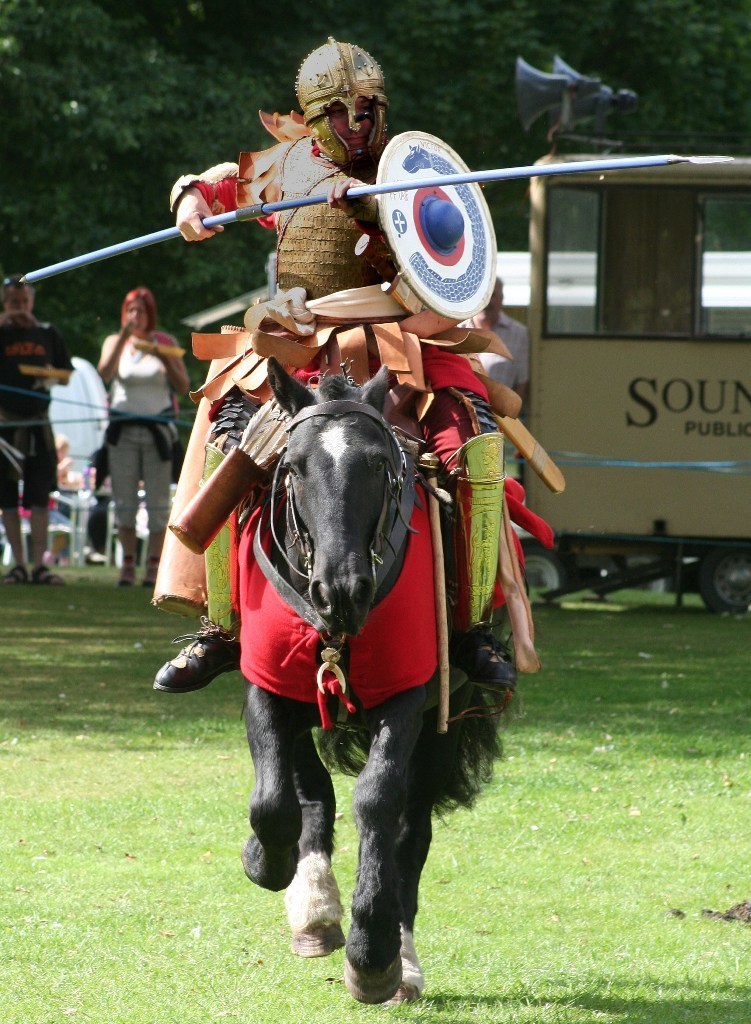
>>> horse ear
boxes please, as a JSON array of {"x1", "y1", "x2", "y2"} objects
[
  {"x1": 360, "y1": 364, "x2": 390, "y2": 413},
  {"x1": 267, "y1": 356, "x2": 315, "y2": 416}
]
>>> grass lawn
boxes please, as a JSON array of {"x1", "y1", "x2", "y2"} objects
[{"x1": 0, "y1": 568, "x2": 749, "y2": 1023}]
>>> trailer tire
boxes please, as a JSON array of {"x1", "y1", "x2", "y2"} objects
[
  {"x1": 698, "y1": 547, "x2": 751, "y2": 614},
  {"x1": 522, "y1": 542, "x2": 569, "y2": 592}
]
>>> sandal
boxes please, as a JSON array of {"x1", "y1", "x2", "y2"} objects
[
  {"x1": 31, "y1": 565, "x2": 65, "y2": 586},
  {"x1": 2, "y1": 565, "x2": 29, "y2": 584},
  {"x1": 142, "y1": 557, "x2": 160, "y2": 588},
  {"x1": 118, "y1": 558, "x2": 136, "y2": 587}
]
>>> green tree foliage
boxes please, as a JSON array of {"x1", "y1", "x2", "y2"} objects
[
  {"x1": 2, "y1": 0, "x2": 751, "y2": 379},
  {"x1": 0, "y1": 0, "x2": 275, "y2": 374}
]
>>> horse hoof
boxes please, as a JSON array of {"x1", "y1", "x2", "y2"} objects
[
  {"x1": 386, "y1": 983, "x2": 422, "y2": 1004},
  {"x1": 240, "y1": 837, "x2": 258, "y2": 883},
  {"x1": 344, "y1": 955, "x2": 402, "y2": 1004},
  {"x1": 241, "y1": 837, "x2": 296, "y2": 891},
  {"x1": 291, "y1": 923, "x2": 346, "y2": 958}
]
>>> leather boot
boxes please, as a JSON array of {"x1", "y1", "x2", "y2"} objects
[
  {"x1": 450, "y1": 626, "x2": 517, "y2": 692},
  {"x1": 154, "y1": 617, "x2": 241, "y2": 693}
]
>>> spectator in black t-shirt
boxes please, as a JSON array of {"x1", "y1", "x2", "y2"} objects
[{"x1": 0, "y1": 275, "x2": 73, "y2": 584}]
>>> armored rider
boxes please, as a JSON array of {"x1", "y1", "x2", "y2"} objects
[{"x1": 152, "y1": 38, "x2": 546, "y2": 697}]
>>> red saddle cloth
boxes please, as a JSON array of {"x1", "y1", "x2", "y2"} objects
[{"x1": 239, "y1": 487, "x2": 438, "y2": 709}]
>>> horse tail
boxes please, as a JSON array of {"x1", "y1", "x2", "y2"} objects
[
  {"x1": 428, "y1": 686, "x2": 505, "y2": 815},
  {"x1": 316, "y1": 684, "x2": 507, "y2": 816},
  {"x1": 317, "y1": 723, "x2": 371, "y2": 779}
]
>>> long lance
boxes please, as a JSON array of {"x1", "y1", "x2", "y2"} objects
[{"x1": 22, "y1": 153, "x2": 727, "y2": 284}]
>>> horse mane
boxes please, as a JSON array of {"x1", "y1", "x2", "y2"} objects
[
  {"x1": 315, "y1": 367, "x2": 389, "y2": 412},
  {"x1": 316, "y1": 374, "x2": 362, "y2": 403}
]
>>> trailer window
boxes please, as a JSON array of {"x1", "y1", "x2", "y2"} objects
[
  {"x1": 700, "y1": 197, "x2": 751, "y2": 337},
  {"x1": 601, "y1": 188, "x2": 694, "y2": 336},
  {"x1": 545, "y1": 187, "x2": 599, "y2": 334},
  {"x1": 545, "y1": 184, "x2": 695, "y2": 337}
]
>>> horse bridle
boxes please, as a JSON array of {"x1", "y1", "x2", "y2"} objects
[{"x1": 253, "y1": 399, "x2": 416, "y2": 635}]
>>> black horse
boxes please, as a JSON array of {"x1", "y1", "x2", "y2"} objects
[{"x1": 240, "y1": 358, "x2": 504, "y2": 1003}]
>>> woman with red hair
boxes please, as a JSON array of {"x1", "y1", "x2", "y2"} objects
[{"x1": 98, "y1": 287, "x2": 189, "y2": 586}]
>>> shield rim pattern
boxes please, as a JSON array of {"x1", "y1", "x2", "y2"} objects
[{"x1": 376, "y1": 130, "x2": 497, "y2": 320}]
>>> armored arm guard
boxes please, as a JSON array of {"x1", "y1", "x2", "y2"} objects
[{"x1": 451, "y1": 433, "x2": 505, "y2": 632}]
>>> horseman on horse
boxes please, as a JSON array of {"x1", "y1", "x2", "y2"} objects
[
  {"x1": 143, "y1": 36, "x2": 558, "y2": 1006},
  {"x1": 152, "y1": 36, "x2": 553, "y2": 702}
]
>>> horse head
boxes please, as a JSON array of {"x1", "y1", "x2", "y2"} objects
[
  {"x1": 267, "y1": 357, "x2": 399, "y2": 637},
  {"x1": 402, "y1": 144, "x2": 432, "y2": 174}
]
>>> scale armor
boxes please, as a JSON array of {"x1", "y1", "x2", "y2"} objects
[
  {"x1": 275, "y1": 140, "x2": 381, "y2": 299},
  {"x1": 208, "y1": 386, "x2": 258, "y2": 452}
]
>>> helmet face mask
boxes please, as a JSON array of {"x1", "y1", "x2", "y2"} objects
[{"x1": 296, "y1": 37, "x2": 388, "y2": 166}]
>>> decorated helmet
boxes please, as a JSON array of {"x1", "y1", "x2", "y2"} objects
[{"x1": 295, "y1": 37, "x2": 388, "y2": 165}]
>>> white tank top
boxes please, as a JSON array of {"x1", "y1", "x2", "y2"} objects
[{"x1": 109, "y1": 344, "x2": 172, "y2": 417}]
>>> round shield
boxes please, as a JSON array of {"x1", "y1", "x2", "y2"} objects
[{"x1": 377, "y1": 131, "x2": 497, "y2": 321}]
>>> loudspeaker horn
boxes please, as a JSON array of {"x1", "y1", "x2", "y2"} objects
[
  {"x1": 550, "y1": 56, "x2": 638, "y2": 132},
  {"x1": 516, "y1": 56, "x2": 639, "y2": 135},
  {"x1": 548, "y1": 56, "x2": 606, "y2": 131},
  {"x1": 515, "y1": 57, "x2": 571, "y2": 132},
  {"x1": 552, "y1": 56, "x2": 602, "y2": 104}
]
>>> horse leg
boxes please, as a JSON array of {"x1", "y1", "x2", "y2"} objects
[
  {"x1": 388, "y1": 806, "x2": 432, "y2": 1003},
  {"x1": 284, "y1": 731, "x2": 345, "y2": 957},
  {"x1": 344, "y1": 686, "x2": 426, "y2": 1004},
  {"x1": 389, "y1": 685, "x2": 478, "y2": 1002},
  {"x1": 241, "y1": 683, "x2": 311, "y2": 892}
]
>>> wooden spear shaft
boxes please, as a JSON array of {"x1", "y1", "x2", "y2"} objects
[{"x1": 420, "y1": 453, "x2": 451, "y2": 734}]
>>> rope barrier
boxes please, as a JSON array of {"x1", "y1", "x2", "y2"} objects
[
  {"x1": 549, "y1": 451, "x2": 751, "y2": 474},
  {"x1": 0, "y1": 382, "x2": 195, "y2": 429},
  {"x1": 3, "y1": 384, "x2": 749, "y2": 473}
]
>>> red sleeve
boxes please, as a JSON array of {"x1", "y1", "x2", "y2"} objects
[
  {"x1": 354, "y1": 220, "x2": 383, "y2": 236},
  {"x1": 193, "y1": 177, "x2": 239, "y2": 213},
  {"x1": 420, "y1": 345, "x2": 489, "y2": 402},
  {"x1": 193, "y1": 179, "x2": 280, "y2": 232},
  {"x1": 504, "y1": 477, "x2": 555, "y2": 549}
]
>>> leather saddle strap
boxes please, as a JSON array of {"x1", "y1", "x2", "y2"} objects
[
  {"x1": 321, "y1": 326, "x2": 370, "y2": 384},
  {"x1": 372, "y1": 466, "x2": 416, "y2": 604},
  {"x1": 252, "y1": 506, "x2": 327, "y2": 632}
]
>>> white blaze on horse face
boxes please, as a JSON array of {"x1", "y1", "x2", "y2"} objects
[{"x1": 320, "y1": 422, "x2": 349, "y2": 473}]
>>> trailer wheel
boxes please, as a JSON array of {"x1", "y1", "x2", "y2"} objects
[
  {"x1": 522, "y1": 542, "x2": 569, "y2": 592},
  {"x1": 698, "y1": 547, "x2": 751, "y2": 613}
]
